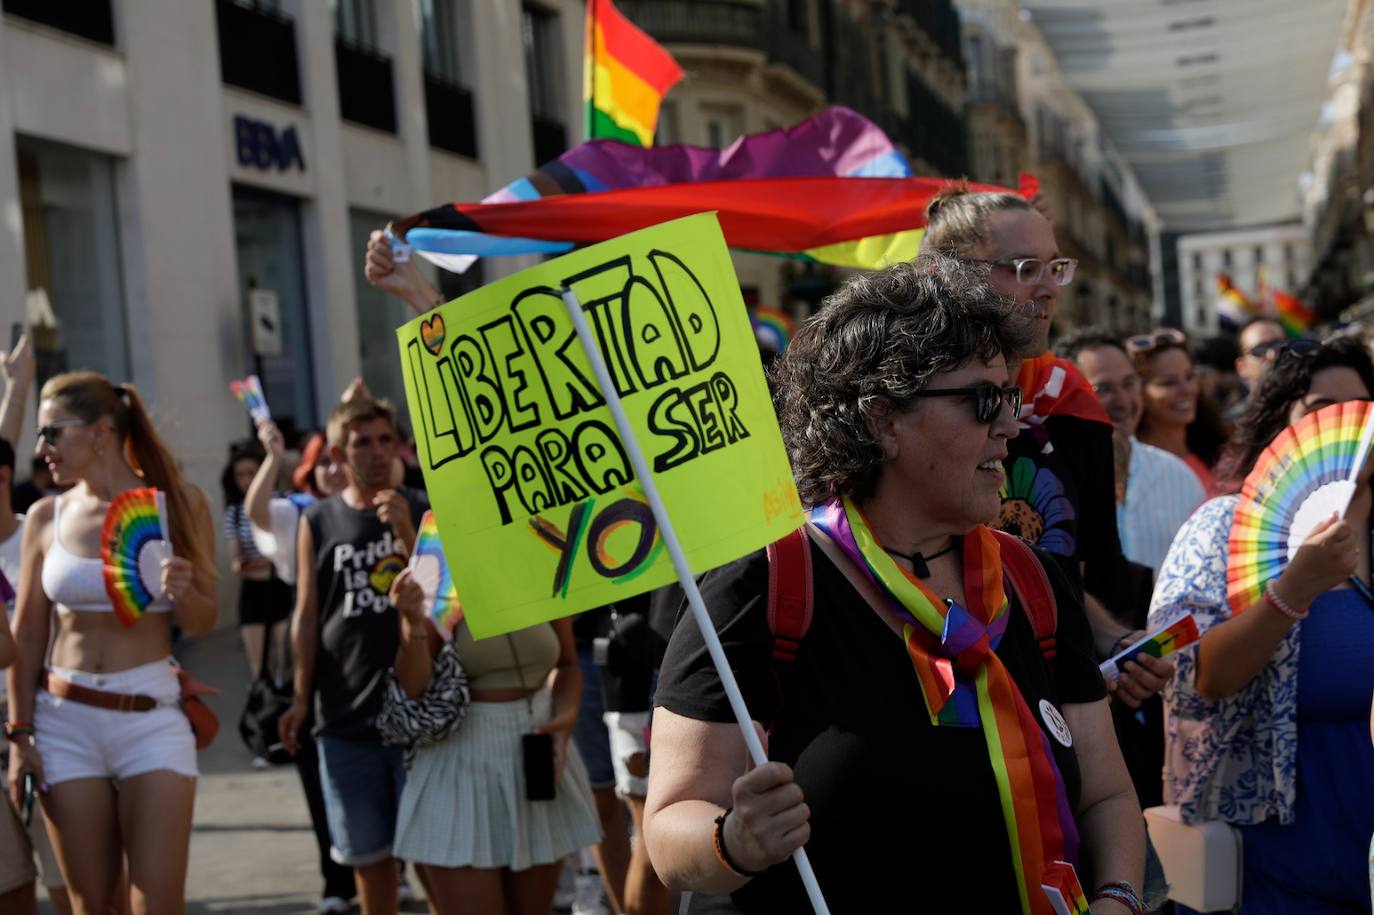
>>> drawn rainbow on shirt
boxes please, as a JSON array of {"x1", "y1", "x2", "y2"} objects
[
  {"x1": 101, "y1": 487, "x2": 171, "y2": 628},
  {"x1": 1099, "y1": 614, "x2": 1200, "y2": 682},
  {"x1": 1228, "y1": 399, "x2": 1374, "y2": 615},
  {"x1": 409, "y1": 511, "x2": 462, "y2": 638},
  {"x1": 229, "y1": 374, "x2": 270, "y2": 423}
]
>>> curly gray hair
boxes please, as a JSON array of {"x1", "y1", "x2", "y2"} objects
[{"x1": 770, "y1": 253, "x2": 1031, "y2": 504}]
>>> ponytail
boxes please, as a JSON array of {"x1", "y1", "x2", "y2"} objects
[{"x1": 117, "y1": 386, "x2": 215, "y2": 574}]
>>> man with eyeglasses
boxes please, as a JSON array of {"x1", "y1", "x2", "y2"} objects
[{"x1": 1235, "y1": 317, "x2": 1286, "y2": 391}]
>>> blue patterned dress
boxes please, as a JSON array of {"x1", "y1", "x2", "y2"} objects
[{"x1": 1150, "y1": 496, "x2": 1374, "y2": 913}]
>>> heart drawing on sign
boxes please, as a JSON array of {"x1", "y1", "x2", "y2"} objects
[{"x1": 421, "y1": 314, "x2": 446, "y2": 355}]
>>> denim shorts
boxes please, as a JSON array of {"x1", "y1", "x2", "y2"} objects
[
  {"x1": 572, "y1": 645, "x2": 615, "y2": 789},
  {"x1": 317, "y1": 735, "x2": 406, "y2": 867}
]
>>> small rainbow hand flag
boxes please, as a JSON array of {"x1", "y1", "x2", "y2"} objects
[
  {"x1": 1099, "y1": 614, "x2": 1200, "y2": 682},
  {"x1": 1041, "y1": 860, "x2": 1091, "y2": 915},
  {"x1": 101, "y1": 488, "x2": 172, "y2": 628},
  {"x1": 751, "y1": 307, "x2": 795, "y2": 354},
  {"x1": 229, "y1": 374, "x2": 270, "y2": 424},
  {"x1": 409, "y1": 511, "x2": 463, "y2": 638}
]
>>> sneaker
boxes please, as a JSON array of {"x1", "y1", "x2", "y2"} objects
[
  {"x1": 571, "y1": 870, "x2": 612, "y2": 915},
  {"x1": 250, "y1": 755, "x2": 271, "y2": 770},
  {"x1": 552, "y1": 857, "x2": 577, "y2": 913},
  {"x1": 318, "y1": 897, "x2": 351, "y2": 915}
]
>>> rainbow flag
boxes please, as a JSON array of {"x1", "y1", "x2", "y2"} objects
[
  {"x1": 1274, "y1": 288, "x2": 1317, "y2": 337},
  {"x1": 1215, "y1": 273, "x2": 1256, "y2": 327},
  {"x1": 584, "y1": 0, "x2": 682, "y2": 147},
  {"x1": 1099, "y1": 614, "x2": 1199, "y2": 682}
]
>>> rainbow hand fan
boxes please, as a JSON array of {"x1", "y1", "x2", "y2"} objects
[
  {"x1": 1099, "y1": 614, "x2": 1200, "y2": 682},
  {"x1": 408, "y1": 511, "x2": 462, "y2": 639},
  {"x1": 1228, "y1": 399, "x2": 1374, "y2": 615},
  {"x1": 101, "y1": 488, "x2": 171, "y2": 627},
  {"x1": 229, "y1": 374, "x2": 270, "y2": 423}
]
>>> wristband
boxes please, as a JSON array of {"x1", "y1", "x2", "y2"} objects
[
  {"x1": 1264, "y1": 580, "x2": 1309, "y2": 621},
  {"x1": 712, "y1": 807, "x2": 764, "y2": 878},
  {"x1": 1091, "y1": 880, "x2": 1144, "y2": 915},
  {"x1": 4, "y1": 721, "x2": 34, "y2": 739}
]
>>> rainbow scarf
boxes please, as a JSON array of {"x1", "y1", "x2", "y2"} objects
[{"x1": 810, "y1": 498, "x2": 1079, "y2": 915}]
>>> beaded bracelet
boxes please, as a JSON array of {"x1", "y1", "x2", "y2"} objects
[
  {"x1": 1091, "y1": 880, "x2": 1144, "y2": 915},
  {"x1": 1264, "y1": 580, "x2": 1309, "y2": 621},
  {"x1": 712, "y1": 807, "x2": 764, "y2": 878}
]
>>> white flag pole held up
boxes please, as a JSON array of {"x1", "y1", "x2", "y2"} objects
[{"x1": 558, "y1": 288, "x2": 831, "y2": 915}]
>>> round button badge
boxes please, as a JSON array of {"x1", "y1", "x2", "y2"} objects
[{"x1": 1039, "y1": 699, "x2": 1073, "y2": 748}]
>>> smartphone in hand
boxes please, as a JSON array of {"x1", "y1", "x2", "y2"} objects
[
  {"x1": 20, "y1": 771, "x2": 36, "y2": 827},
  {"x1": 522, "y1": 732, "x2": 556, "y2": 801}
]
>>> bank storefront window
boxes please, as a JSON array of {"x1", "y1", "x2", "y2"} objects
[
  {"x1": 232, "y1": 186, "x2": 316, "y2": 436},
  {"x1": 16, "y1": 136, "x2": 130, "y2": 386}
]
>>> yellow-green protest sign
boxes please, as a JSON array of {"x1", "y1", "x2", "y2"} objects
[{"x1": 397, "y1": 213, "x2": 802, "y2": 638}]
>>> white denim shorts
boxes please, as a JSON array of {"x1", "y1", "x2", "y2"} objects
[
  {"x1": 603, "y1": 710, "x2": 650, "y2": 798},
  {"x1": 33, "y1": 658, "x2": 198, "y2": 785}
]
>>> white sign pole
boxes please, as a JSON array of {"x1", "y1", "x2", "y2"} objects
[{"x1": 559, "y1": 289, "x2": 830, "y2": 915}]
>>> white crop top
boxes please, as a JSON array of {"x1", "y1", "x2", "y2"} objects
[{"x1": 42, "y1": 496, "x2": 172, "y2": 615}]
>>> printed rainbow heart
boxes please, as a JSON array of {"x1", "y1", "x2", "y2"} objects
[{"x1": 421, "y1": 314, "x2": 446, "y2": 355}]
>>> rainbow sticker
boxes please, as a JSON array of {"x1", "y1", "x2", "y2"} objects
[
  {"x1": 1041, "y1": 860, "x2": 1091, "y2": 915},
  {"x1": 229, "y1": 374, "x2": 270, "y2": 423},
  {"x1": 409, "y1": 511, "x2": 462, "y2": 638},
  {"x1": 1228, "y1": 400, "x2": 1374, "y2": 615},
  {"x1": 101, "y1": 487, "x2": 171, "y2": 628},
  {"x1": 1099, "y1": 614, "x2": 1200, "y2": 682},
  {"x1": 751, "y1": 306, "x2": 795, "y2": 354}
]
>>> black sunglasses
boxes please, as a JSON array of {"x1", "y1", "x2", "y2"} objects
[
  {"x1": 910, "y1": 384, "x2": 1023, "y2": 424},
  {"x1": 36, "y1": 420, "x2": 87, "y2": 447},
  {"x1": 1273, "y1": 338, "x2": 1320, "y2": 362}
]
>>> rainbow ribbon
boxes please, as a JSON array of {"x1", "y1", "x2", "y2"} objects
[
  {"x1": 1099, "y1": 614, "x2": 1199, "y2": 682},
  {"x1": 230, "y1": 375, "x2": 270, "y2": 423},
  {"x1": 810, "y1": 497, "x2": 1078, "y2": 915}
]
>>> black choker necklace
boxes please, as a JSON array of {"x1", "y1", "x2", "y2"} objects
[{"x1": 883, "y1": 539, "x2": 958, "y2": 578}]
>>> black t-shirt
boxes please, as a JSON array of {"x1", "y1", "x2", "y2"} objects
[
  {"x1": 1000, "y1": 415, "x2": 1122, "y2": 603},
  {"x1": 305, "y1": 487, "x2": 429, "y2": 739},
  {"x1": 654, "y1": 539, "x2": 1106, "y2": 915}
]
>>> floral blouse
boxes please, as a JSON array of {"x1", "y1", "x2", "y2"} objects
[{"x1": 1147, "y1": 495, "x2": 1300, "y2": 826}]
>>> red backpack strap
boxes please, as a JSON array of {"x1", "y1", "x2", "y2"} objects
[
  {"x1": 766, "y1": 526, "x2": 813, "y2": 666},
  {"x1": 991, "y1": 529, "x2": 1058, "y2": 663}
]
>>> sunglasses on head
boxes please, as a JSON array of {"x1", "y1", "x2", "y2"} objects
[
  {"x1": 36, "y1": 420, "x2": 87, "y2": 447},
  {"x1": 1274, "y1": 338, "x2": 1321, "y2": 362},
  {"x1": 1125, "y1": 328, "x2": 1187, "y2": 354},
  {"x1": 910, "y1": 383, "x2": 1023, "y2": 424}
]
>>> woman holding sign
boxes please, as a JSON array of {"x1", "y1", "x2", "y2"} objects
[
  {"x1": 1148, "y1": 336, "x2": 1374, "y2": 913},
  {"x1": 5, "y1": 372, "x2": 217, "y2": 914},
  {"x1": 646, "y1": 258, "x2": 1144, "y2": 914}
]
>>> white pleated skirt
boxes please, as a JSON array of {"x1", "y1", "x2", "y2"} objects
[{"x1": 393, "y1": 688, "x2": 602, "y2": 871}]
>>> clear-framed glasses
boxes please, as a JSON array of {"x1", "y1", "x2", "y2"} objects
[
  {"x1": 909, "y1": 383, "x2": 1023, "y2": 424},
  {"x1": 36, "y1": 420, "x2": 87, "y2": 447},
  {"x1": 1090, "y1": 375, "x2": 1143, "y2": 399},
  {"x1": 966, "y1": 256, "x2": 1078, "y2": 287}
]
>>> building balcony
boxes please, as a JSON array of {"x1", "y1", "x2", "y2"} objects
[
  {"x1": 3, "y1": 0, "x2": 114, "y2": 45},
  {"x1": 336, "y1": 39, "x2": 396, "y2": 133},
  {"x1": 619, "y1": 0, "x2": 825, "y2": 91},
  {"x1": 425, "y1": 74, "x2": 478, "y2": 159},
  {"x1": 896, "y1": 0, "x2": 965, "y2": 69},
  {"x1": 216, "y1": 0, "x2": 301, "y2": 105}
]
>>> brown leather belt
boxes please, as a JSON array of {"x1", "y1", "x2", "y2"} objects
[{"x1": 40, "y1": 672, "x2": 160, "y2": 712}]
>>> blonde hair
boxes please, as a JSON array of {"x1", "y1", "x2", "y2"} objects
[
  {"x1": 923, "y1": 181, "x2": 1040, "y2": 256},
  {"x1": 41, "y1": 372, "x2": 213, "y2": 575},
  {"x1": 325, "y1": 396, "x2": 396, "y2": 450}
]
